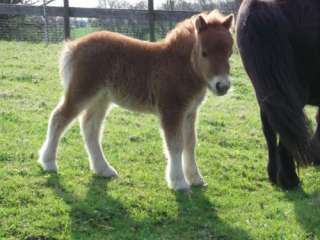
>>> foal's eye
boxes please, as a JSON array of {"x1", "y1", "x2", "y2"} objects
[{"x1": 202, "y1": 51, "x2": 208, "y2": 58}]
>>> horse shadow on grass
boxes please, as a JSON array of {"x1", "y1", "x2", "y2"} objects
[
  {"x1": 47, "y1": 174, "x2": 252, "y2": 240},
  {"x1": 284, "y1": 187, "x2": 320, "y2": 238},
  {"x1": 173, "y1": 189, "x2": 252, "y2": 240},
  {"x1": 47, "y1": 174, "x2": 139, "y2": 239}
]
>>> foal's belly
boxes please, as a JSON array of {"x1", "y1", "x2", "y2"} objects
[{"x1": 107, "y1": 90, "x2": 157, "y2": 114}]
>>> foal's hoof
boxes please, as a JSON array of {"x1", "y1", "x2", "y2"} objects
[
  {"x1": 277, "y1": 173, "x2": 300, "y2": 190},
  {"x1": 94, "y1": 166, "x2": 118, "y2": 178},
  {"x1": 187, "y1": 175, "x2": 207, "y2": 187},
  {"x1": 38, "y1": 159, "x2": 57, "y2": 172},
  {"x1": 168, "y1": 179, "x2": 190, "y2": 192}
]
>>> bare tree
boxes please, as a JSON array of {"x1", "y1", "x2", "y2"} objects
[
  {"x1": 0, "y1": 0, "x2": 56, "y2": 5},
  {"x1": 129, "y1": 1, "x2": 147, "y2": 10},
  {"x1": 174, "y1": 1, "x2": 197, "y2": 11},
  {"x1": 198, "y1": 0, "x2": 218, "y2": 11},
  {"x1": 0, "y1": 0, "x2": 22, "y2": 3},
  {"x1": 98, "y1": 0, "x2": 130, "y2": 9},
  {"x1": 161, "y1": 0, "x2": 176, "y2": 11},
  {"x1": 160, "y1": 0, "x2": 215, "y2": 11}
]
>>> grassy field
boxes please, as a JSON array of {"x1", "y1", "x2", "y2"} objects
[
  {"x1": 0, "y1": 41, "x2": 320, "y2": 240},
  {"x1": 71, "y1": 27, "x2": 101, "y2": 39}
]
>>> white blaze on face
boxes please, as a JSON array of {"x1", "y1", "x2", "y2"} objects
[{"x1": 208, "y1": 75, "x2": 231, "y2": 96}]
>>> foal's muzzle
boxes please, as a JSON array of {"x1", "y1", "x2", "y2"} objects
[{"x1": 208, "y1": 75, "x2": 231, "y2": 96}]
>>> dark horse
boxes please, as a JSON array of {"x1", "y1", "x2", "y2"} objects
[{"x1": 236, "y1": 0, "x2": 320, "y2": 189}]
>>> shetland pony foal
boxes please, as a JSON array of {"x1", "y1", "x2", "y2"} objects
[{"x1": 38, "y1": 11, "x2": 234, "y2": 191}]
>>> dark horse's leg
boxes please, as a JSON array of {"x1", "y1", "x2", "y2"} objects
[
  {"x1": 260, "y1": 111, "x2": 277, "y2": 184},
  {"x1": 312, "y1": 108, "x2": 320, "y2": 165},
  {"x1": 261, "y1": 111, "x2": 300, "y2": 189},
  {"x1": 314, "y1": 109, "x2": 320, "y2": 140},
  {"x1": 277, "y1": 141, "x2": 300, "y2": 189}
]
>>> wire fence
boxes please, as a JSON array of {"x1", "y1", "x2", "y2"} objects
[
  {"x1": 70, "y1": 17, "x2": 186, "y2": 41},
  {"x1": 0, "y1": 15, "x2": 64, "y2": 42},
  {"x1": 0, "y1": 1, "x2": 240, "y2": 43},
  {"x1": 70, "y1": 16, "x2": 151, "y2": 41}
]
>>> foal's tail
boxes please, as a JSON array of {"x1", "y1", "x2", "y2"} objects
[
  {"x1": 236, "y1": 1, "x2": 320, "y2": 165},
  {"x1": 59, "y1": 41, "x2": 76, "y2": 91}
]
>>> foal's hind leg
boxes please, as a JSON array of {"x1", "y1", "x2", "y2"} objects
[
  {"x1": 160, "y1": 111, "x2": 189, "y2": 191},
  {"x1": 277, "y1": 140, "x2": 300, "y2": 189},
  {"x1": 182, "y1": 112, "x2": 205, "y2": 186},
  {"x1": 80, "y1": 96, "x2": 118, "y2": 178},
  {"x1": 260, "y1": 111, "x2": 278, "y2": 184},
  {"x1": 38, "y1": 98, "x2": 81, "y2": 171}
]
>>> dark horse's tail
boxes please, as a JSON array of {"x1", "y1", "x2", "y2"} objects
[{"x1": 236, "y1": 0, "x2": 320, "y2": 165}]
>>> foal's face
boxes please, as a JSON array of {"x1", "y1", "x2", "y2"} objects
[{"x1": 194, "y1": 14, "x2": 234, "y2": 96}]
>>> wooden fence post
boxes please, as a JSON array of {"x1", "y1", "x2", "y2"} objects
[
  {"x1": 148, "y1": 0, "x2": 155, "y2": 42},
  {"x1": 63, "y1": 0, "x2": 70, "y2": 39},
  {"x1": 42, "y1": 0, "x2": 49, "y2": 43}
]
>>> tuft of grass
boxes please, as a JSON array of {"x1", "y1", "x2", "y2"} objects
[{"x1": 0, "y1": 41, "x2": 320, "y2": 240}]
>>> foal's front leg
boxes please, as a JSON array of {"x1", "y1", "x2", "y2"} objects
[
  {"x1": 182, "y1": 112, "x2": 205, "y2": 186},
  {"x1": 160, "y1": 112, "x2": 190, "y2": 191}
]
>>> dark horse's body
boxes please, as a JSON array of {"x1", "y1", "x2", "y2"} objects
[{"x1": 236, "y1": 0, "x2": 320, "y2": 189}]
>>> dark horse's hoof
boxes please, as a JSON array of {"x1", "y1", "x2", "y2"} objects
[
  {"x1": 313, "y1": 159, "x2": 320, "y2": 166},
  {"x1": 311, "y1": 137, "x2": 320, "y2": 166},
  {"x1": 277, "y1": 172, "x2": 300, "y2": 190},
  {"x1": 267, "y1": 164, "x2": 278, "y2": 185}
]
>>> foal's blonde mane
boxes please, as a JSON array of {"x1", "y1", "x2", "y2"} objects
[{"x1": 164, "y1": 10, "x2": 227, "y2": 54}]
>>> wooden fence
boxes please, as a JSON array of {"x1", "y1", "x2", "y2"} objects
[{"x1": 0, "y1": 2, "x2": 199, "y2": 42}]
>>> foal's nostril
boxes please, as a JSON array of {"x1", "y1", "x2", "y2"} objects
[
  {"x1": 216, "y1": 82, "x2": 222, "y2": 92},
  {"x1": 216, "y1": 81, "x2": 229, "y2": 94}
]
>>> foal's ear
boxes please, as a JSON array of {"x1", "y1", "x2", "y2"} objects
[
  {"x1": 222, "y1": 14, "x2": 234, "y2": 29},
  {"x1": 195, "y1": 15, "x2": 208, "y2": 32}
]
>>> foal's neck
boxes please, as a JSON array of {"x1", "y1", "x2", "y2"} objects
[{"x1": 164, "y1": 31, "x2": 196, "y2": 58}]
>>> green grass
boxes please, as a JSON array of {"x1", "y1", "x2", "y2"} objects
[
  {"x1": 71, "y1": 27, "x2": 101, "y2": 39},
  {"x1": 0, "y1": 41, "x2": 320, "y2": 240}
]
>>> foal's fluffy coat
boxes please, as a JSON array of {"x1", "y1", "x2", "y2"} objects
[{"x1": 38, "y1": 11, "x2": 233, "y2": 191}]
